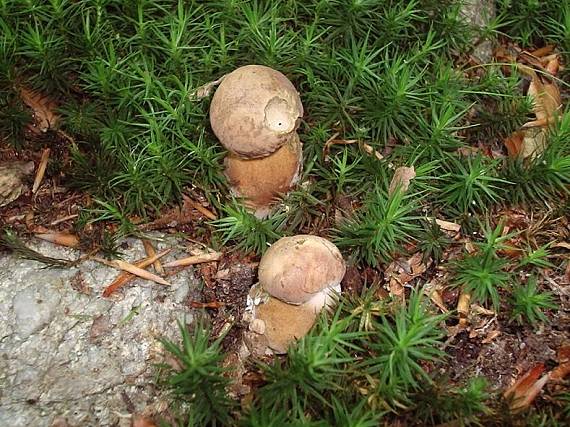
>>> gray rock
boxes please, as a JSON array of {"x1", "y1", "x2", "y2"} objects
[
  {"x1": 13, "y1": 283, "x2": 62, "y2": 338},
  {"x1": 0, "y1": 236, "x2": 199, "y2": 426},
  {"x1": 461, "y1": 0, "x2": 496, "y2": 63}
]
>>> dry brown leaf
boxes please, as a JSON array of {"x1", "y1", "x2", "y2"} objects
[
  {"x1": 527, "y1": 70, "x2": 562, "y2": 123},
  {"x1": 550, "y1": 345, "x2": 570, "y2": 380},
  {"x1": 362, "y1": 143, "x2": 384, "y2": 161},
  {"x1": 545, "y1": 56, "x2": 560, "y2": 75},
  {"x1": 190, "y1": 75, "x2": 226, "y2": 100},
  {"x1": 163, "y1": 251, "x2": 222, "y2": 268},
  {"x1": 386, "y1": 253, "x2": 426, "y2": 300},
  {"x1": 35, "y1": 231, "x2": 79, "y2": 248},
  {"x1": 504, "y1": 131, "x2": 525, "y2": 158},
  {"x1": 481, "y1": 330, "x2": 501, "y2": 344},
  {"x1": 322, "y1": 135, "x2": 384, "y2": 162},
  {"x1": 19, "y1": 87, "x2": 59, "y2": 132},
  {"x1": 389, "y1": 166, "x2": 415, "y2": 195},
  {"x1": 529, "y1": 45, "x2": 555, "y2": 58},
  {"x1": 434, "y1": 218, "x2": 461, "y2": 233},
  {"x1": 428, "y1": 288, "x2": 448, "y2": 313},
  {"x1": 465, "y1": 241, "x2": 477, "y2": 254},
  {"x1": 132, "y1": 415, "x2": 158, "y2": 427},
  {"x1": 552, "y1": 242, "x2": 570, "y2": 250},
  {"x1": 504, "y1": 364, "x2": 549, "y2": 412}
]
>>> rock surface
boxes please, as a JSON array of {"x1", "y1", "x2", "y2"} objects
[
  {"x1": 0, "y1": 237, "x2": 198, "y2": 427},
  {"x1": 461, "y1": 0, "x2": 496, "y2": 63}
]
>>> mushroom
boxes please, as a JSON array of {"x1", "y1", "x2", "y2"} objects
[
  {"x1": 209, "y1": 65, "x2": 303, "y2": 159},
  {"x1": 224, "y1": 133, "x2": 302, "y2": 218},
  {"x1": 258, "y1": 235, "x2": 345, "y2": 304},
  {"x1": 246, "y1": 235, "x2": 345, "y2": 354}
]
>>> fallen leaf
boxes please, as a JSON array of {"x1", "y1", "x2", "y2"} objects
[
  {"x1": 19, "y1": 87, "x2": 59, "y2": 132},
  {"x1": 434, "y1": 218, "x2": 461, "y2": 233},
  {"x1": 529, "y1": 45, "x2": 555, "y2": 58},
  {"x1": 504, "y1": 364, "x2": 549, "y2": 412},
  {"x1": 389, "y1": 166, "x2": 416, "y2": 195},
  {"x1": 386, "y1": 253, "x2": 427, "y2": 300},
  {"x1": 35, "y1": 231, "x2": 79, "y2": 248},
  {"x1": 472, "y1": 305, "x2": 496, "y2": 316},
  {"x1": 362, "y1": 143, "x2": 384, "y2": 161},
  {"x1": 190, "y1": 75, "x2": 226, "y2": 100},
  {"x1": 504, "y1": 131, "x2": 525, "y2": 158},
  {"x1": 481, "y1": 330, "x2": 501, "y2": 344},
  {"x1": 132, "y1": 415, "x2": 158, "y2": 427},
  {"x1": 550, "y1": 345, "x2": 570, "y2": 380},
  {"x1": 526, "y1": 68, "x2": 562, "y2": 124}
]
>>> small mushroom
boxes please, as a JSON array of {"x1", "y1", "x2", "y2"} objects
[
  {"x1": 224, "y1": 133, "x2": 302, "y2": 218},
  {"x1": 253, "y1": 295, "x2": 320, "y2": 354},
  {"x1": 258, "y1": 235, "x2": 346, "y2": 305},
  {"x1": 245, "y1": 235, "x2": 345, "y2": 354},
  {"x1": 209, "y1": 65, "x2": 303, "y2": 159}
]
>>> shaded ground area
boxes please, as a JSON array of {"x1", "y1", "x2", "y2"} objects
[{"x1": 0, "y1": 238, "x2": 198, "y2": 427}]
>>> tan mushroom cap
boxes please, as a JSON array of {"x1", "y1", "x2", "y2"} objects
[
  {"x1": 258, "y1": 235, "x2": 346, "y2": 305},
  {"x1": 224, "y1": 133, "x2": 302, "y2": 217},
  {"x1": 253, "y1": 295, "x2": 321, "y2": 354},
  {"x1": 209, "y1": 65, "x2": 303, "y2": 158}
]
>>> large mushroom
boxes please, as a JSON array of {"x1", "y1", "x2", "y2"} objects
[
  {"x1": 210, "y1": 65, "x2": 303, "y2": 159},
  {"x1": 209, "y1": 65, "x2": 304, "y2": 217},
  {"x1": 246, "y1": 235, "x2": 346, "y2": 354},
  {"x1": 224, "y1": 133, "x2": 302, "y2": 218}
]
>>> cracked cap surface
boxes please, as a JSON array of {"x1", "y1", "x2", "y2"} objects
[{"x1": 209, "y1": 65, "x2": 303, "y2": 159}]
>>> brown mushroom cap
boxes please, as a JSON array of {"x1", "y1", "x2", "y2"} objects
[
  {"x1": 258, "y1": 235, "x2": 346, "y2": 304},
  {"x1": 209, "y1": 65, "x2": 303, "y2": 158},
  {"x1": 253, "y1": 295, "x2": 320, "y2": 354},
  {"x1": 224, "y1": 133, "x2": 302, "y2": 217}
]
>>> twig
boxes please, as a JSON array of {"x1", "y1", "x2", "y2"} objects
[
  {"x1": 142, "y1": 239, "x2": 165, "y2": 274},
  {"x1": 32, "y1": 148, "x2": 50, "y2": 194},
  {"x1": 163, "y1": 251, "x2": 222, "y2": 268},
  {"x1": 102, "y1": 249, "x2": 171, "y2": 297},
  {"x1": 182, "y1": 194, "x2": 217, "y2": 220},
  {"x1": 92, "y1": 255, "x2": 171, "y2": 286}
]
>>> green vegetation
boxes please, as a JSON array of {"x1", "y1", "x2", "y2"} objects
[
  {"x1": 1, "y1": 0, "x2": 568, "y2": 425},
  {"x1": 509, "y1": 276, "x2": 558, "y2": 325}
]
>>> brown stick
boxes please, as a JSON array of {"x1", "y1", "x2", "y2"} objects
[
  {"x1": 162, "y1": 251, "x2": 222, "y2": 268},
  {"x1": 99, "y1": 249, "x2": 171, "y2": 297},
  {"x1": 182, "y1": 195, "x2": 217, "y2": 220},
  {"x1": 32, "y1": 148, "x2": 50, "y2": 193},
  {"x1": 142, "y1": 239, "x2": 165, "y2": 275}
]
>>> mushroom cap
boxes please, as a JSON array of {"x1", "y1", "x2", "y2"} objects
[
  {"x1": 209, "y1": 65, "x2": 303, "y2": 158},
  {"x1": 258, "y1": 235, "x2": 346, "y2": 304},
  {"x1": 224, "y1": 133, "x2": 302, "y2": 218},
  {"x1": 253, "y1": 295, "x2": 320, "y2": 354}
]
